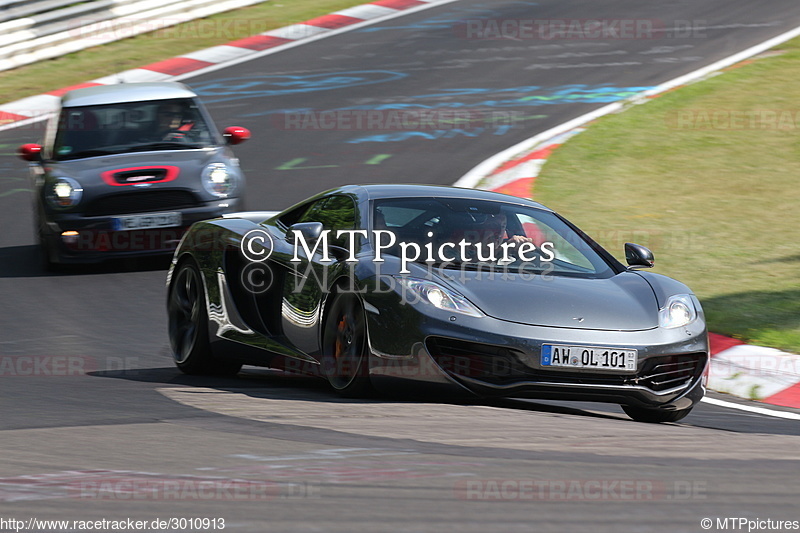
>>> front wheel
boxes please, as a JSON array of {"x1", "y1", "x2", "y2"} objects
[
  {"x1": 36, "y1": 216, "x2": 60, "y2": 272},
  {"x1": 321, "y1": 291, "x2": 372, "y2": 397},
  {"x1": 622, "y1": 404, "x2": 693, "y2": 423},
  {"x1": 168, "y1": 260, "x2": 242, "y2": 376}
]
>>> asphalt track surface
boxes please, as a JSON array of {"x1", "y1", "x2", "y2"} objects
[{"x1": 2, "y1": 1, "x2": 800, "y2": 531}]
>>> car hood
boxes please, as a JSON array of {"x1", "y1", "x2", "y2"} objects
[
  {"x1": 49, "y1": 147, "x2": 229, "y2": 186},
  {"x1": 442, "y1": 270, "x2": 659, "y2": 331}
]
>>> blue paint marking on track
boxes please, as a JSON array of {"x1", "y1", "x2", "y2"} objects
[
  {"x1": 192, "y1": 71, "x2": 409, "y2": 104},
  {"x1": 241, "y1": 85, "x2": 656, "y2": 120},
  {"x1": 347, "y1": 126, "x2": 515, "y2": 144}
]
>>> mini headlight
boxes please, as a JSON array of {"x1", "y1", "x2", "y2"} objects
[
  {"x1": 659, "y1": 294, "x2": 697, "y2": 329},
  {"x1": 46, "y1": 177, "x2": 83, "y2": 208},
  {"x1": 202, "y1": 163, "x2": 236, "y2": 197},
  {"x1": 394, "y1": 276, "x2": 483, "y2": 317}
]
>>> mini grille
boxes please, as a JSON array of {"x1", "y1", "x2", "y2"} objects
[{"x1": 83, "y1": 190, "x2": 199, "y2": 217}]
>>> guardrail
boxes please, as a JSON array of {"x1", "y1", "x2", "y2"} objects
[{"x1": 0, "y1": 0, "x2": 269, "y2": 72}]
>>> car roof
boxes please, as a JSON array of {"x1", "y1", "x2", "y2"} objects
[
  {"x1": 341, "y1": 184, "x2": 551, "y2": 211},
  {"x1": 61, "y1": 82, "x2": 199, "y2": 108}
]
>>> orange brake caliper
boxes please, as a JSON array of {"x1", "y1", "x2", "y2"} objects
[{"x1": 334, "y1": 316, "x2": 347, "y2": 358}]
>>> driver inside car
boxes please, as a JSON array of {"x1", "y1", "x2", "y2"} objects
[
  {"x1": 447, "y1": 212, "x2": 534, "y2": 262},
  {"x1": 155, "y1": 102, "x2": 194, "y2": 141}
]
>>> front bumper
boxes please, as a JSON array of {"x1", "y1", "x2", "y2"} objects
[
  {"x1": 366, "y1": 299, "x2": 708, "y2": 411},
  {"x1": 42, "y1": 199, "x2": 242, "y2": 263}
]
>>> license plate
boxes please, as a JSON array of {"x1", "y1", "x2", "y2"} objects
[
  {"x1": 112, "y1": 212, "x2": 182, "y2": 231},
  {"x1": 541, "y1": 344, "x2": 637, "y2": 373}
]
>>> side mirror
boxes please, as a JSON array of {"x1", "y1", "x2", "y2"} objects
[
  {"x1": 18, "y1": 143, "x2": 42, "y2": 162},
  {"x1": 625, "y1": 243, "x2": 654, "y2": 269},
  {"x1": 286, "y1": 222, "x2": 324, "y2": 246},
  {"x1": 223, "y1": 126, "x2": 250, "y2": 145}
]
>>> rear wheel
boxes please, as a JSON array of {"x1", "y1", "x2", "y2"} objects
[
  {"x1": 321, "y1": 291, "x2": 372, "y2": 396},
  {"x1": 622, "y1": 404, "x2": 693, "y2": 423},
  {"x1": 168, "y1": 260, "x2": 242, "y2": 376}
]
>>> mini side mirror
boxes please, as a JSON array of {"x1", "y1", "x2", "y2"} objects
[
  {"x1": 625, "y1": 243, "x2": 654, "y2": 268},
  {"x1": 223, "y1": 126, "x2": 250, "y2": 145},
  {"x1": 18, "y1": 143, "x2": 42, "y2": 162}
]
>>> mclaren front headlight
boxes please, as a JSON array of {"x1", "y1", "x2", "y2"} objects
[
  {"x1": 202, "y1": 163, "x2": 236, "y2": 197},
  {"x1": 46, "y1": 177, "x2": 83, "y2": 209},
  {"x1": 394, "y1": 276, "x2": 484, "y2": 318},
  {"x1": 659, "y1": 294, "x2": 698, "y2": 329}
]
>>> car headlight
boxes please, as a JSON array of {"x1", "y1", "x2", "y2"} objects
[
  {"x1": 46, "y1": 177, "x2": 83, "y2": 208},
  {"x1": 659, "y1": 294, "x2": 697, "y2": 328},
  {"x1": 202, "y1": 163, "x2": 236, "y2": 197},
  {"x1": 394, "y1": 276, "x2": 483, "y2": 317}
]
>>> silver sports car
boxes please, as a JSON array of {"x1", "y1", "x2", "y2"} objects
[{"x1": 166, "y1": 184, "x2": 708, "y2": 423}]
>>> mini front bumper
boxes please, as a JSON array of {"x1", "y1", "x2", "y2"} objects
[{"x1": 42, "y1": 199, "x2": 242, "y2": 263}]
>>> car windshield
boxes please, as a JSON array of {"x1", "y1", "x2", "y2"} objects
[
  {"x1": 52, "y1": 98, "x2": 216, "y2": 161},
  {"x1": 372, "y1": 197, "x2": 617, "y2": 279}
]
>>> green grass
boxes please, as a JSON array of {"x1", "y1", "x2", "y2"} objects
[
  {"x1": 535, "y1": 38, "x2": 800, "y2": 352},
  {"x1": 0, "y1": 0, "x2": 370, "y2": 104}
]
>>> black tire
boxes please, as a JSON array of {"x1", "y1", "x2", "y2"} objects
[
  {"x1": 321, "y1": 290, "x2": 372, "y2": 396},
  {"x1": 622, "y1": 404, "x2": 693, "y2": 423},
  {"x1": 37, "y1": 218, "x2": 60, "y2": 273},
  {"x1": 168, "y1": 260, "x2": 242, "y2": 376}
]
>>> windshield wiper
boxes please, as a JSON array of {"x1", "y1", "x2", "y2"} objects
[
  {"x1": 127, "y1": 142, "x2": 202, "y2": 152},
  {"x1": 57, "y1": 149, "x2": 119, "y2": 160}
]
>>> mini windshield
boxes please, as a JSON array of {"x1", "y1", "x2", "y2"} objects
[
  {"x1": 53, "y1": 98, "x2": 216, "y2": 161},
  {"x1": 372, "y1": 197, "x2": 617, "y2": 279}
]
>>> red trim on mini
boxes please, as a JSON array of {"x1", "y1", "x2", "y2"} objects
[
  {"x1": 18, "y1": 143, "x2": 42, "y2": 162},
  {"x1": 101, "y1": 166, "x2": 180, "y2": 186}
]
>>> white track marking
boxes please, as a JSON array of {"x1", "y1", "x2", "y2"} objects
[{"x1": 701, "y1": 397, "x2": 800, "y2": 420}]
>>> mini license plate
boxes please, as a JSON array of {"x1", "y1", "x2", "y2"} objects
[
  {"x1": 541, "y1": 344, "x2": 637, "y2": 373},
  {"x1": 112, "y1": 212, "x2": 182, "y2": 231}
]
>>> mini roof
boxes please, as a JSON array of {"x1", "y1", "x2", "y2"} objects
[{"x1": 61, "y1": 82, "x2": 199, "y2": 108}]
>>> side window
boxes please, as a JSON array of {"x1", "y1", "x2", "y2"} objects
[
  {"x1": 297, "y1": 195, "x2": 357, "y2": 248},
  {"x1": 277, "y1": 201, "x2": 315, "y2": 228},
  {"x1": 296, "y1": 199, "x2": 330, "y2": 226}
]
